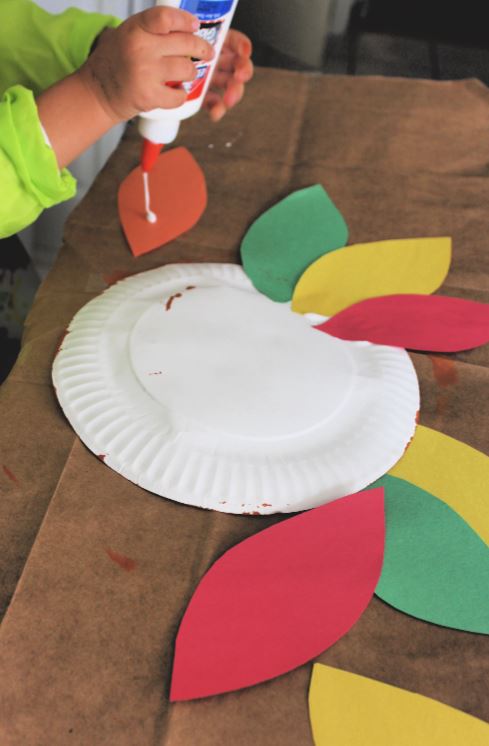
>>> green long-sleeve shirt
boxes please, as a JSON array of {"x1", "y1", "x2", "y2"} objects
[{"x1": 0, "y1": 0, "x2": 120, "y2": 238}]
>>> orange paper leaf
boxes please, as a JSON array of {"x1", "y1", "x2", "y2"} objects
[{"x1": 118, "y1": 147, "x2": 207, "y2": 257}]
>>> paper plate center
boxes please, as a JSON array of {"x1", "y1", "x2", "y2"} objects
[{"x1": 129, "y1": 285, "x2": 354, "y2": 438}]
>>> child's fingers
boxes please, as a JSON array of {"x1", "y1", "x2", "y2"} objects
[
  {"x1": 233, "y1": 56, "x2": 254, "y2": 83},
  {"x1": 138, "y1": 6, "x2": 199, "y2": 35},
  {"x1": 209, "y1": 100, "x2": 227, "y2": 122},
  {"x1": 155, "y1": 31, "x2": 214, "y2": 61},
  {"x1": 215, "y1": 49, "x2": 236, "y2": 73},
  {"x1": 203, "y1": 29, "x2": 253, "y2": 122},
  {"x1": 223, "y1": 79, "x2": 244, "y2": 109},
  {"x1": 212, "y1": 57, "x2": 253, "y2": 88},
  {"x1": 222, "y1": 28, "x2": 253, "y2": 58},
  {"x1": 203, "y1": 90, "x2": 227, "y2": 121},
  {"x1": 203, "y1": 90, "x2": 221, "y2": 108},
  {"x1": 215, "y1": 49, "x2": 253, "y2": 82},
  {"x1": 204, "y1": 79, "x2": 245, "y2": 121},
  {"x1": 155, "y1": 84, "x2": 188, "y2": 110},
  {"x1": 159, "y1": 57, "x2": 197, "y2": 83},
  {"x1": 210, "y1": 70, "x2": 233, "y2": 91}
]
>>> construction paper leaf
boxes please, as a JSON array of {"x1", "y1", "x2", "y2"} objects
[
  {"x1": 292, "y1": 237, "x2": 451, "y2": 316},
  {"x1": 240, "y1": 185, "x2": 348, "y2": 302},
  {"x1": 371, "y1": 475, "x2": 489, "y2": 633},
  {"x1": 309, "y1": 664, "x2": 489, "y2": 746},
  {"x1": 118, "y1": 147, "x2": 207, "y2": 257},
  {"x1": 170, "y1": 488, "x2": 384, "y2": 701},
  {"x1": 318, "y1": 294, "x2": 489, "y2": 351},
  {"x1": 390, "y1": 425, "x2": 489, "y2": 545}
]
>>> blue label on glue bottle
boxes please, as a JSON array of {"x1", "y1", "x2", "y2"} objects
[
  {"x1": 179, "y1": 0, "x2": 234, "y2": 21},
  {"x1": 178, "y1": 0, "x2": 236, "y2": 101}
]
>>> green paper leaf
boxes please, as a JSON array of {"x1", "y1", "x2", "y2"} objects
[
  {"x1": 372, "y1": 475, "x2": 489, "y2": 634},
  {"x1": 240, "y1": 185, "x2": 348, "y2": 302}
]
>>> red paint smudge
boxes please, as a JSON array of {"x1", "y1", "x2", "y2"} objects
[
  {"x1": 242, "y1": 511, "x2": 261, "y2": 516},
  {"x1": 105, "y1": 548, "x2": 137, "y2": 572},
  {"x1": 415, "y1": 410, "x2": 420, "y2": 424},
  {"x1": 55, "y1": 329, "x2": 69, "y2": 356},
  {"x1": 165, "y1": 293, "x2": 182, "y2": 311},
  {"x1": 97, "y1": 454, "x2": 106, "y2": 462},
  {"x1": 103, "y1": 269, "x2": 134, "y2": 287},
  {"x1": 185, "y1": 286, "x2": 196, "y2": 291},
  {"x1": 429, "y1": 356, "x2": 458, "y2": 416},
  {"x1": 429, "y1": 356, "x2": 458, "y2": 387},
  {"x1": 148, "y1": 371, "x2": 163, "y2": 376},
  {"x1": 261, "y1": 503, "x2": 272, "y2": 507},
  {"x1": 2, "y1": 465, "x2": 19, "y2": 485}
]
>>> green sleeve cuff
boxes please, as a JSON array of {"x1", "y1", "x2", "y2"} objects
[
  {"x1": 0, "y1": 1, "x2": 122, "y2": 97},
  {"x1": 0, "y1": 85, "x2": 76, "y2": 238},
  {"x1": 66, "y1": 9, "x2": 122, "y2": 71}
]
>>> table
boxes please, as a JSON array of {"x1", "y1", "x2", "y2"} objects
[{"x1": 0, "y1": 68, "x2": 488, "y2": 745}]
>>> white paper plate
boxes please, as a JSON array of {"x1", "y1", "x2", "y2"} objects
[{"x1": 53, "y1": 263, "x2": 419, "y2": 514}]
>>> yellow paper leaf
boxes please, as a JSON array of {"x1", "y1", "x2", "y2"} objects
[
  {"x1": 309, "y1": 664, "x2": 489, "y2": 746},
  {"x1": 292, "y1": 237, "x2": 451, "y2": 316},
  {"x1": 390, "y1": 425, "x2": 489, "y2": 545}
]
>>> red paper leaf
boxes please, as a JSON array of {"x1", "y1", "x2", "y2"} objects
[
  {"x1": 118, "y1": 147, "x2": 207, "y2": 257},
  {"x1": 318, "y1": 294, "x2": 489, "y2": 352},
  {"x1": 170, "y1": 489, "x2": 385, "y2": 701}
]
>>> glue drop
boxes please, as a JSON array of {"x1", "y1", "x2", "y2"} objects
[{"x1": 142, "y1": 172, "x2": 157, "y2": 223}]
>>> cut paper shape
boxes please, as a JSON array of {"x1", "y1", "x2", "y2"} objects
[
  {"x1": 241, "y1": 185, "x2": 348, "y2": 302},
  {"x1": 170, "y1": 489, "x2": 385, "y2": 701},
  {"x1": 390, "y1": 425, "x2": 489, "y2": 545},
  {"x1": 118, "y1": 147, "x2": 207, "y2": 257},
  {"x1": 309, "y1": 664, "x2": 489, "y2": 746},
  {"x1": 317, "y1": 294, "x2": 489, "y2": 352},
  {"x1": 371, "y1": 475, "x2": 489, "y2": 633},
  {"x1": 292, "y1": 237, "x2": 451, "y2": 316}
]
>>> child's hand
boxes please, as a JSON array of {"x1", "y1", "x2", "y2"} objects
[
  {"x1": 204, "y1": 30, "x2": 253, "y2": 122},
  {"x1": 79, "y1": 6, "x2": 214, "y2": 122}
]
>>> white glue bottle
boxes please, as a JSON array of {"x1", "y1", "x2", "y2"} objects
[{"x1": 139, "y1": 0, "x2": 241, "y2": 193}]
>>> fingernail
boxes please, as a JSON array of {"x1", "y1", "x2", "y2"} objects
[{"x1": 192, "y1": 17, "x2": 200, "y2": 31}]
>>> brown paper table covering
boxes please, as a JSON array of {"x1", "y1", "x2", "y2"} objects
[{"x1": 1, "y1": 69, "x2": 488, "y2": 744}]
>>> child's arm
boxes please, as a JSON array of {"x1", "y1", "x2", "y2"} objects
[
  {"x1": 0, "y1": 0, "x2": 122, "y2": 238},
  {"x1": 0, "y1": 2, "x2": 252, "y2": 239},
  {"x1": 0, "y1": 3, "x2": 212, "y2": 238},
  {"x1": 37, "y1": 8, "x2": 212, "y2": 168}
]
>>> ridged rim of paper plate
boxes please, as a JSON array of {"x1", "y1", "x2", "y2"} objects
[{"x1": 52, "y1": 263, "x2": 420, "y2": 515}]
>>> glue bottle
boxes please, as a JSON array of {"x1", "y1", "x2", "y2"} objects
[{"x1": 139, "y1": 0, "x2": 241, "y2": 170}]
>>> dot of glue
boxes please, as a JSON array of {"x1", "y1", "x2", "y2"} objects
[{"x1": 146, "y1": 211, "x2": 157, "y2": 224}]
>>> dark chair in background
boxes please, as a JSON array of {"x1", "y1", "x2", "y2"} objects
[{"x1": 347, "y1": 1, "x2": 489, "y2": 78}]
